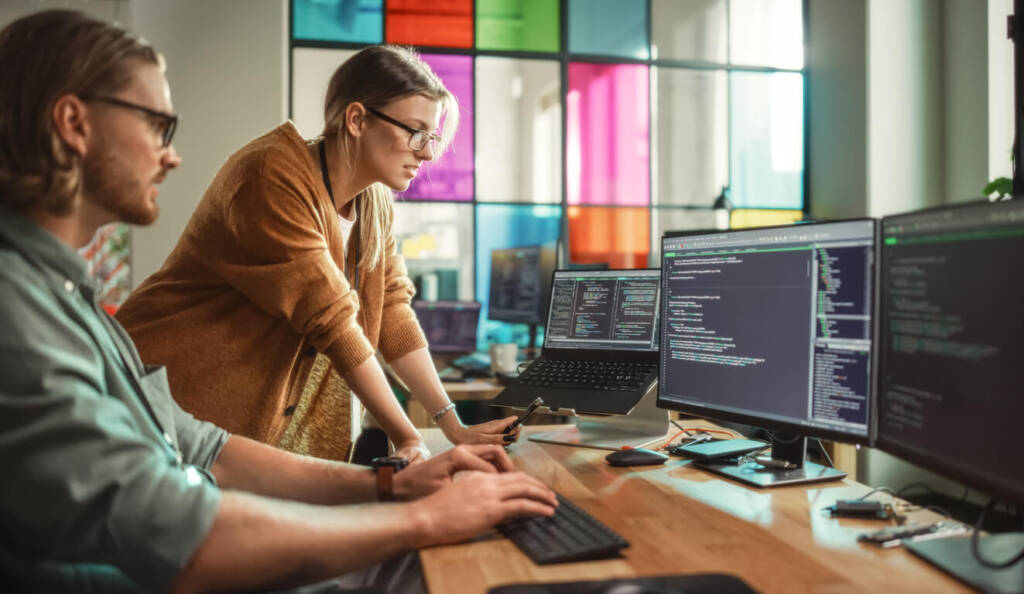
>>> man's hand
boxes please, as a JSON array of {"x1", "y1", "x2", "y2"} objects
[
  {"x1": 442, "y1": 416, "x2": 521, "y2": 446},
  {"x1": 393, "y1": 444, "x2": 516, "y2": 500},
  {"x1": 393, "y1": 439, "x2": 430, "y2": 465},
  {"x1": 409, "y1": 471, "x2": 557, "y2": 547}
]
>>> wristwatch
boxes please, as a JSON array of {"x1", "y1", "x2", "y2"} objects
[{"x1": 371, "y1": 456, "x2": 408, "y2": 502}]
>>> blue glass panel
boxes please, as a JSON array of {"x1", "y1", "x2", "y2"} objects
[
  {"x1": 729, "y1": 71, "x2": 804, "y2": 209},
  {"x1": 293, "y1": 0, "x2": 383, "y2": 44},
  {"x1": 474, "y1": 204, "x2": 562, "y2": 350},
  {"x1": 568, "y1": 0, "x2": 648, "y2": 59}
]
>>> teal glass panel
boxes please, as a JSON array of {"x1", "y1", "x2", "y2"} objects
[
  {"x1": 476, "y1": 0, "x2": 560, "y2": 52},
  {"x1": 293, "y1": 0, "x2": 382, "y2": 43},
  {"x1": 730, "y1": 71, "x2": 804, "y2": 209},
  {"x1": 475, "y1": 204, "x2": 562, "y2": 350},
  {"x1": 568, "y1": 0, "x2": 648, "y2": 59}
]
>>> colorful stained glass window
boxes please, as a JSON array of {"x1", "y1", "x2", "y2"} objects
[
  {"x1": 393, "y1": 202, "x2": 474, "y2": 300},
  {"x1": 730, "y1": 71, "x2": 804, "y2": 209},
  {"x1": 729, "y1": 208, "x2": 804, "y2": 229},
  {"x1": 652, "y1": 67, "x2": 727, "y2": 206},
  {"x1": 730, "y1": 0, "x2": 804, "y2": 69},
  {"x1": 400, "y1": 54, "x2": 474, "y2": 201},
  {"x1": 476, "y1": 0, "x2": 559, "y2": 52},
  {"x1": 567, "y1": 206, "x2": 650, "y2": 268},
  {"x1": 650, "y1": 0, "x2": 726, "y2": 62},
  {"x1": 568, "y1": 0, "x2": 648, "y2": 59},
  {"x1": 476, "y1": 57, "x2": 561, "y2": 204},
  {"x1": 567, "y1": 62, "x2": 649, "y2": 206},
  {"x1": 475, "y1": 204, "x2": 562, "y2": 347},
  {"x1": 651, "y1": 207, "x2": 723, "y2": 259},
  {"x1": 293, "y1": 0, "x2": 382, "y2": 43},
  {"x1": 386, "y1": 0, "x2": 472, "y2": 48}
]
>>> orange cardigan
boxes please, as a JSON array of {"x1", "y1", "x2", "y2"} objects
[{"x1": 117, "y1": 122, "x2": 426, "y2": 445}]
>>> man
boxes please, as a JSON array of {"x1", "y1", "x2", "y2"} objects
[{"x1": 0, "y1": 10, "x2": 556, "y2": 593}]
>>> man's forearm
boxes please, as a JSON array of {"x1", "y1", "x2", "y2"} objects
[
  {"x1": 211, "y1": 435, "x2": 377, "y2": 505},
  {"x1": 171, "y1": 491, "x2": 428, "y2": 593}
]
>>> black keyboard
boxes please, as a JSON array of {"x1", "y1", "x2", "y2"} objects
[
  {"x1": 516, "y1": 359, "x2": 656, "y2": 391},
  {"x1": 497, "y1": 493, "x2": 629, "y2": 564}
]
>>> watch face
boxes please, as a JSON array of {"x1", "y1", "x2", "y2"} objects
[{"x1": 372, "y1": 456, "x2": 409, "y2": 471}]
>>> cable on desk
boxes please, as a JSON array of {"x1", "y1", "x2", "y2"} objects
[{"x1": 971, "y1": 498, "x2": 1024, "y2": 569}]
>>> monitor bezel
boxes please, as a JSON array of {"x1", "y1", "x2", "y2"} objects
[
  {"x1": 875, "y1": 199, "x2": 1024, "y2": 504},
  {"x1": 656, "y1": 218, "x2": 879, "y2": 447},
  {"x1": 412, "y1": 300, "x2": 482, "y2": 353},
  {"x1": 539, "y1": 267, "x2": 662, "y2": 360}
]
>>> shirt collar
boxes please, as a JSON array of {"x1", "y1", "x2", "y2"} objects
[{"x1": 0, "y1": 203, "x2": 94, "y2": 289}]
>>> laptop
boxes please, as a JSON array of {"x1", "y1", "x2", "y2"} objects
[{"x1": 490, "y1": 269, "x2": 660, "y2": 415}]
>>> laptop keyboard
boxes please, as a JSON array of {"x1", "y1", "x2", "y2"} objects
[
  {"x1": 497, "y1": 493, "x2": 629, "y2": 564},
  {"x1": 516, "y1": 359, "x2": 656, "y2": 391}
]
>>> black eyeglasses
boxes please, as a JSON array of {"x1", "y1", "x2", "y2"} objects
[
  {"x1": 366, "y1": 106, "x2": 440, "y2": 153},
  {"x1": 81, "y1": 95, "x2": 179, "y2": 148}
]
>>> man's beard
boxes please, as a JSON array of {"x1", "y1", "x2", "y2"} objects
[{"x1": 80, "y1": 144, "x2": 159, "y2": 226}]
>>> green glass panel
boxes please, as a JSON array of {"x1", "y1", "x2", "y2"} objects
[{"x1": 476, "y1": 0, "x2": 559, "y2": 52}]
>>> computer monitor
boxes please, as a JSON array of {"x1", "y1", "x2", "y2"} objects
[
  {"x1": 658, "y1": 219, "x2": 877, "y2": 487},
  {"x1": 488, "y1": 245, "x2": 557, "y2": 348},
  {"x1": 412, "y1": 301, "x2": 481, "y2": 354},
  {"x1": 877, "y1": 199, "x2": 1024, "y2": 592}
]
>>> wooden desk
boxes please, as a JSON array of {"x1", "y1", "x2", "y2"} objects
[{"x1": 418, "y1": 426, "x2": 970, "y2": 594}]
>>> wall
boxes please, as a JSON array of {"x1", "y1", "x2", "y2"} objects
[
  {"x1": 990, "y1": 0, "x2": 1015, "y2": 182},
  {"x1": 944, "y1": 0, "x2": 989, "y2": 203},
  {"x1": 130, "y1": 0, "x2": 288, "y2": 285}
]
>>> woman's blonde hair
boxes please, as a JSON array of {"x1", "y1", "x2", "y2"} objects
[
  {"x1": 0, "y1": 10, "x2": 162, "y2": 215},
  {"x1": 321, "y1": 45, "x2": 458, "y2": 271}
]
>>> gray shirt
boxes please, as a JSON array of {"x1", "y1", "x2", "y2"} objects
[{"x1": 0, "y1": 206, "x2": 228, "y2": 592}]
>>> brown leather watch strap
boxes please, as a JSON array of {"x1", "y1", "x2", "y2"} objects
[{"x1": 376, "y1": 465, "x2": 395, "y2": 502}]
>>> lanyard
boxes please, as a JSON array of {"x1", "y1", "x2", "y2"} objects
[{"x1": 319, "y1": 140, "x2": 359, "y2": 292}]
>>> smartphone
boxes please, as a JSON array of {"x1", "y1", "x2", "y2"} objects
[{"x1": 505, "y1": 397, "x2": 544, "y2": 434}]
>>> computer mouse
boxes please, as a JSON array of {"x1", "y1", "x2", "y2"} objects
[{"x1": 605, "y1": 448, "x2": 668, "y2": 467}]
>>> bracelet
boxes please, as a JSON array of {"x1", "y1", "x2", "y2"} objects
[{"x1": 431, "y1": 402, "x2": 456, "y2": 425}]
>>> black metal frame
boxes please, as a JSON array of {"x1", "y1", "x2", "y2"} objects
[{"x1": 287, "y1": 0, "x2": 811, "y2": 302}]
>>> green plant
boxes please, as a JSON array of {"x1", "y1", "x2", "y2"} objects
[{"x1": 983, "y1": 177, "x2": 1012, "y2": 199}]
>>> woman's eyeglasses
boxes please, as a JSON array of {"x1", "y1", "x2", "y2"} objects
[{"x1": 366, "y1": 106, "x2": 440, "y2": 153}]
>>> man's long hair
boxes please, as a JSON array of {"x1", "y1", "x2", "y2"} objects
[{"x1": 0, "y1": 10, "x2": 162, "y2": 215}]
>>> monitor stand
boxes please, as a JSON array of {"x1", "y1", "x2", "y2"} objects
[
  {"x1": 695, "y1": 432, "x2": 846, "y2": 488},
  {"x1": 905, "y1": 533, "x2": 1024, "y2": 594},
  {"x1": 527, "y1": 385, "x2": 669, "y2": 451}
]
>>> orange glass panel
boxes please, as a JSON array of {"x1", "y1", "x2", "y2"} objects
[
  {"x1": 386, "y1": 0, "x2": 473, "y2": 48},
  {"x1": 567, "y1": 207, "x2": 650, "y2": 268}
]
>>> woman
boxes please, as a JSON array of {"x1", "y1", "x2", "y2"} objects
[{"x1": 116, "y1": 46, "x2": 516, "y2": 462}]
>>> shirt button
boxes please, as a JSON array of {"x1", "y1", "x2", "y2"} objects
[
  {"x1": 64, "y1": 280, "x2": 74, "y2": 293},
  {"x1": 163, "y1": 431, "x2": 174, "y2": 445},
  {"x1": 284, "y1": 405, "x2": 297, "y2": 416}
]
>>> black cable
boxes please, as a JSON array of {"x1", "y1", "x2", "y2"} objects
[
  {"x1": 970, "y1": 499, "x2": 1024, "y2": 569},
  {"x1": 858, "y1": 486, "x2": 896, "y2": 501}
]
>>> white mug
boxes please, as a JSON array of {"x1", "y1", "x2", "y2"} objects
[{"x1": 488, "y1": 343, "x2": 519, "y2": 375}]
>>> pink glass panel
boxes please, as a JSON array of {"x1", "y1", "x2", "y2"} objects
[
  {"x1": 566, "y1": 62, "x2": 650, "y2": 206},
  {"x1": 400, "y1": 54, "x2": 474, "y2": 201}
]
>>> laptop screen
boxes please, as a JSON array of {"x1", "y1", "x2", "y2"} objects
[{"x1": 543, "y1": 269, "x2": 661, "y2": 351}]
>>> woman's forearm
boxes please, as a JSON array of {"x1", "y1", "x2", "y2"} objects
[
  {"x1": 341, "y1": 356, "x2": 423, "y2": 446},
  {"x1": 389, "y1": 347, "x2": 460, "y2": 431}
]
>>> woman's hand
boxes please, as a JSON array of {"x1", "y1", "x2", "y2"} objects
[
  {"x1": 443, "y1": 416, "x2": 520, "y2": 446},
  {"x1": 393, "y1": 439, "x2": 431, "y2": 465}
]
